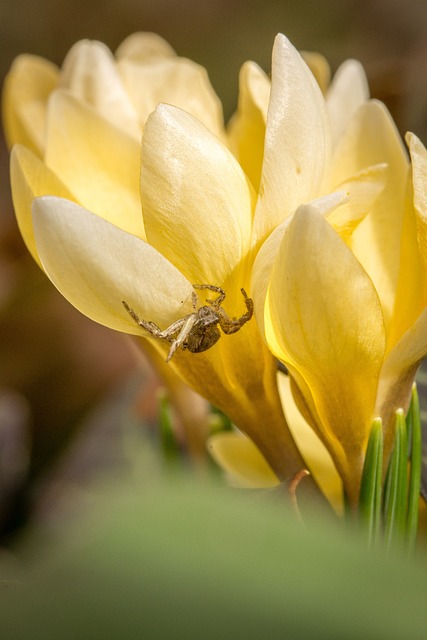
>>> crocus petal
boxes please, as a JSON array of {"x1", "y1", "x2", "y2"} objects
[
  {"x1": 2, "y1": 54, "x2": 58, "y2": 153},
  {"x1": 227, "y1": 61, "x2": 270, "y2": 192},
  {"x1": 117, "y1": 57, "x2": 224, "y2": 138},
  {"x1": 208, "y1": 431, "x2": 279, "y2": 488},
  {"x1": 10, "y1": 144, "x2": 75, "y2": 268},
  {"x1": 253, "y1": 34, "x2": 331, "y2": 246},
  {"x1": 387, "y1": 178, "x2": 424, "y2": 349},
  {"x1": 140, "y1": 104, "x2": 255, "y2": 306},
  {"x1": 300, "y1": 51, "x2": 331, "y2": 95},
  {"x1": 266, "y1": 205, "x2": 386, "y2": 498},
  {"x1": 252, "y1": 191, "x2": 349, "y2": 337},
  {"x1": 32, "y1": 196, "x2": 195, "y2": 332},
  {"x1": 377, "y1": 135, "x2": 427, "y2": 451},
  {"x1": 326, "y1": 164, "x2": 387, "y2": 242},
  {"x1": 115, "y1": 32, "x2": 176, "y2": 62},
  {"x1": 407, "y1": 132, "x2": 427, "y2": 275},
  {"x1": 44, "y1": 90, "x2": 144, "y2": 239},
  {"x1": 326, "y1": 59, "x2": 369, "y2": 146},
  {"x1": 330, "y1": 100, "x2": 409, "y2": 331},
  {"x1": 278, "y1": 374, "x2": 343, "y2": 513},
  {"x1": 59, "y1": 40, "x2": 140, "y2": 139},
  {"x1": 375, "y1": 308, "x2": 427, "y2": 457}
]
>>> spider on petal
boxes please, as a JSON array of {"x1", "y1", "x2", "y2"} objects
[{"x1": 123, "y1": 285, "x2": 253, "y2": 362}]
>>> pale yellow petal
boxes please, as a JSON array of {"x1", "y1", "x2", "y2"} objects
[
  {"x1": 59, "y1": 40, "x2": 140, "y2": 139},
  {"x1": 115, "y1": 32, "x2": 176, "y2": 62},
  {"x1": 278, "y1": 374, "x2": 343, "y2": 513},
  {"x1": 300, "y1": 51, "x2": 331, "y2": 95},
  {"x1": 32, "y1": 197, "x2": 194, "y2": 332},
  {"x1": 117, "y1": 57, "x2": 224, "y2": 138},
  {"x1": 326, "y1": 59, "x2": 369, "y2": 146},
  {"x1": 251, "y1": 222, "x2": 287, "y2": 340},
  {"x1": 407, "y1": 132, "x2": 427, "y2": 275},
  {"x1": 377, "y1": 135, "x2": 427, "y2": 452},
  {"x1": 387, "y1": 134, "x2": 427, "y2": 346},
  {"x1": 208, "y1": 431, "x2": 279, "y2": 488},
  {"x1": 376, "y1": 309, "x2": 427, "y2": 457},
  {"x1": 330, "y1": 101, "x2": 408, "y2": 331},
  {"x1": 266, "y1": 205, "x2": 386, "y2": 499},
  {"x1": 326, "y1": 164, "x2": 387, "y2": 242},
  {"x1": 387, "y1": 174, "x2": 424, "y2": 349},
  {"x1": 140, "y1": 104, "x2": 255, "y2": 306},
  {"x1": 2, "y1": 54, "x2": 58, "y2": 153},
  {"x1": 10, "y1": 145, "x2": 75, "y2": 268},
  {"x1": 252, "y1": 191, "x2": 348, "y2": 338},
  {"x1": 253, "y1": 34, "x2": 331, "y2": 247},
  {"x1": 227, "y1": 61, "x2": 270, "y2": 192},
  {"x1": 44, "y1": 90, "x2": 144, "y2": 239}
]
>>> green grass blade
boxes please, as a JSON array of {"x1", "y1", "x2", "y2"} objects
[
  {"x1": 384, "y1": 409, "x2": 408, "y2": 552},
  {"x1": 406, "y1": 383, "x2": 422, "y2": 552},
  {"x1": 359, "y1": 418, "x2": 383, "y2": 546}
]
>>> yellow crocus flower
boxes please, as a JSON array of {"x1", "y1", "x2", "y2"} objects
[
  {"x1": 3, "y1": 33, "x2": 387, "y2": 487},
  {"x1": 252, "y1": 125, "x2": 426, "y2": 506}
]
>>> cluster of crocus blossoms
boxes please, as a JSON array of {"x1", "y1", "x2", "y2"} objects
[{"x1": 3, "y1": 32, "x2": 427, "y2": 510}]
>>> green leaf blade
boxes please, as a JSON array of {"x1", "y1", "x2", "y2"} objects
[
  {"x1": 359, "y1": 418, "x2": 383, "y2": 547},
  {"x1": 384, "y1": 409, "x2": 408, "y2": 552},
  {"x1": 406, "y1": 383, "x2": 422, "y2": 552}
]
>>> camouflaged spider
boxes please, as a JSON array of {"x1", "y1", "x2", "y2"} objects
[{"x1": 122, "y1": 284, "x2": 253, "y2": 362}]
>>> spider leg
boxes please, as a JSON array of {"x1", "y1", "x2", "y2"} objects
[
  {"x1": 191, "y1": 291, "x2": 198, "y2": 310},
  {"x1": 122, "y1": 301, "x2": 164, "y2": 337},
  {"x1": 192, "y1": 284, "x2": 225, "y2": 306},
  {"x1": 217, "y1": 288, "x2": 253, "y2": 335},
  {"x1": 166, "y1": 314, "x2": 198, "y2": 362},
  {"x1": 122, "y1": 301, "x2": 186, "y2": 342}
]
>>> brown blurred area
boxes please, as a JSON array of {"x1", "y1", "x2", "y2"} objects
[{"x1": 0, "y1": 0, "x2": 426, "y2": 537}]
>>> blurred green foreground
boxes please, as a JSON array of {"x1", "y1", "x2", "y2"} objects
[{"x1": 0, "y1": 455, "x2": 426, "y2": 640}]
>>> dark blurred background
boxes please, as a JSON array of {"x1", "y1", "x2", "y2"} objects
[{"x1": 0, "y1": 0, "x2": 426, "y2": 538}]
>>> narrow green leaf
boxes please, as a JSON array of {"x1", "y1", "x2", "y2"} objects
[
  {"x1": 359, "y1": 418, "x2": 383, "y2": 546},
  {"x1": 384, "y1": 409, "x2": 408, "y2": 552},
  {"x1": 406, "y1": 383, "x2": 422, "y2": 552}
]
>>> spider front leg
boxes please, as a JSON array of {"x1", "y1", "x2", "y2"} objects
[
  {"x1": 193, "y1": 284, "x2": 226, "y2": 306},
  {"x1": 122, "y1": 301, "x2": 185, "y2": 341},
  {"x1": 217, "y1": 288, "x2": 254, "y2": 335},
  {"x1": 122, "y1": 301, "x2": 165, "y2": 337},
  {"x1": 122, "y1": 301, "x2": 198, "y2": 362}
]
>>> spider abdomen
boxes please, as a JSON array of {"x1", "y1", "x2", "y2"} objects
[{"x1": 183, "y1": 319, "x2": 221, "y2": 353}]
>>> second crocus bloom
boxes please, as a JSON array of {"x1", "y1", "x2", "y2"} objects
[{"x1": 253, "y1": 128, "x2": 427, "y2": 506}]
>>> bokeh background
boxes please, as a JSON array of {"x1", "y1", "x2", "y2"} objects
[{"x1": 0, "y1": 0, "x2": 426, "y2": 538}]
